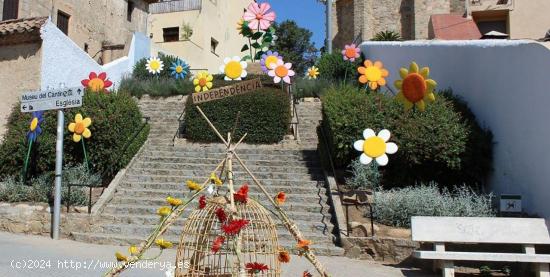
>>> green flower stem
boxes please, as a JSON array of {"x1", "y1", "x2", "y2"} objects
[
  {"x1": 81, "y1": 139, "x2": 89, "y2": 172},
  {"x1": 343, "y1": 67, "x2": 348, "y2": 86},
  {"x1": 22, "y1": 139, "x2": 33, "y2": 182},
  {"x1": 248, "y1": 37, "x2": 254, "y2": 62}
]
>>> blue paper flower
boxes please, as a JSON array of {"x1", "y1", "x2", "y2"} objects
[
  {"x1": 170, "y1": 59, "x2": 190, "y2": 80},
  {"x1": 27, "y1": 111, "x2": 44, "y2": 143}
]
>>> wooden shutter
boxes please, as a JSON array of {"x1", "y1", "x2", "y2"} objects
[
  {"x1": 57, "y1": 10, "x2": 70, "y2": 35},
  {"x1": 2, "y1": 0, "x2": 19, "y2": 20}
]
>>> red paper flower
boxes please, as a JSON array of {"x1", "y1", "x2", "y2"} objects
[
  {"x1": 245, "y1": 262, "x2": 269, "y2": 274},
  {"x1": 234, "y1": 184, "x2": 249, "y2": 203},
  {"x1": 81, "y1": 72, "x2": 112, "y2": 93},
  {"x1": 211, "y1": 236, "x2": 225, "y2": 253},
  {"x1": 275, "y1": 191, "x2": 286, "y2": 205},
  {"x1": 303, "y1": 271, "x2": 313, "y2": 277},
  {"x1": 199, "y1": 195, "x2": 206, "y2": 209},
  {"x1": 215, "y1": 207, "x2": 227, "y2": 223},
  {"x1": 221, "y1": 219, "x2": 249, "y2": 236}
]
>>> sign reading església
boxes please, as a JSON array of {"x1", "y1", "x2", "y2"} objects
[
  {"x1": 192, "y1": 78, "x2": 262, "y2": 104},
  {"x1": 20, "y1": 87, "x2": 83, "y2": 113}
]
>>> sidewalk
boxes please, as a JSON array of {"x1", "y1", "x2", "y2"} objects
[{"x1": 0, "y1": 232, "x2": 434, "y2": 276}]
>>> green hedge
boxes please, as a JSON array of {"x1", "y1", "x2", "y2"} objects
[
  {"x1": 321, "y1": 85, "x2": 493, "y2": 188},
  {"x1": 316, "y1": 52, "x2": 361, "y2": 83},
  {"x1": 0, "y1": 92, "x2": 149, "y2": 180},
  {"x1": 184, "y1": 87, "x2": 291, "y2": 144}
]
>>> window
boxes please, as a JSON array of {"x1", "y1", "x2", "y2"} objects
[
  {"x1": 162, "y1": 27, "x2": 179, "y2": 42},
  {"x1": 2, "y1": 0, "x2": 19, "y2": 20},
  {"x1": 210, "y1": 38, "x2": 219, "y2": 54},
  {"x1": 57, "y1": 10, "x2": 70, "y2": 35},
  {"x1": 127, "y1": 1, "x2": 134, "y2": 22}
]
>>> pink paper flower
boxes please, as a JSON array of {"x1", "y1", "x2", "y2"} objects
[
  {"x1": 342, "y1": 43, "x2": 361, "y2": 62},
  {"x1": 243, "y1": 2, "x2": 276, "y2": 31},
  {"x1": 268, "y1": 59, "x2": 295, "y2": 84}
]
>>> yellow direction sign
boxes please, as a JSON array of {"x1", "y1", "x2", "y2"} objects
[{"x1": 192, "y1": 78, "x2": 262, "y2": 104}]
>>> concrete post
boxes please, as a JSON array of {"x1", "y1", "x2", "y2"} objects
[{"x1": 326, "y1": 0, "x2": 333, "y2": 53}]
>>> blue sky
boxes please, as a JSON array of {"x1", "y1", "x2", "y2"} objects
[{"x1": 267, "y1": 0, "x2": 326, "y2": 50}]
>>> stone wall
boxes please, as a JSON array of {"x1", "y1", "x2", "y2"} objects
[
  {"x1": 343, "y1": 236, "x2": 420, "y2": 263},
  {"x1": 413, "y1": 0, "x2": 451, "y2": 39},
  {"x1": 12, "y1": 0, "x2": 151, "y2": 64},
  {"x1": 0, "y1": 42, "x2": 42, "y2": 141}
]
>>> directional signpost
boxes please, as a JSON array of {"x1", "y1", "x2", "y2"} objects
[{"x1": 20, "y1": 86, "x2": 83, "y2": 240}]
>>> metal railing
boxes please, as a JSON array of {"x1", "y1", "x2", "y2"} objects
[
  {"x1": 66, "y1": 117, "x2": 150, "y2": 213},
  {"x1": 287, "y1": 84, "x2": 300, "y2": 141},
  {"x1": 150, "y1": 0, "x2": 202, "y2": 14}
]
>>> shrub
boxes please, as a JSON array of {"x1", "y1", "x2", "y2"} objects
[
  {"x1": 371, "y1": 31, "x2": 402, "y2": 41},
  {"x1": 118, "y1": 77, "x2": 195, "y2": 98},
  {"x1": 373, "y1": 184, "x2": 495, "y2": 227},
  {"x1": 316, "y1": 52, "x2": 361, "y2": 83},
  {"x1": 184, "y1": 87, "x2": 291, "y2": 144},
  {"x1": 321, "y1": 85, "x2": 493, "y2": 187},
  {"x1": 0, "y1": 91, "x2": 149, "y2": 180},
  {"x1": 293, "y1": 78, "x2": 332, "y2": 99},
  {"x1": 346, "y1": 158, "x2": 381, "y2": 190},
  {"x1": 132, "y1": 54, "x2": 183, "y2": 80}
]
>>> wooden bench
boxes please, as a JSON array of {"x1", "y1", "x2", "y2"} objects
[{"x1": 411, "y1": 216, "x2": 550, "y2": 277}]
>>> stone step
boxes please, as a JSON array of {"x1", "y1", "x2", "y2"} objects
[
  {"x1": 141, "y1": 144, "x2": 321, "y2": 155},
  {"x1": 71, "y1": 232, "x2": 344, "y2": 256},
  {"x1": 131, "y1": 162, "x2": 321, "y2": 174},
  {"x1": 138, "y1": 151, "x2": 320, "y2": 161},
  {"x1": 125, "y1": 169, "x2": 323, "y2": 181},
  {"x1": 117, "y1": 183, "x2": 325, "y2": 194},
  {"x1": 124, "y1": 174, "x2": 323, "y2": 183},
  {"x1": 135, "y1": 156, "x2": 321, "y2": 167}
]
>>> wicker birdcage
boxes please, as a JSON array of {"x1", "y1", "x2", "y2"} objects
[{"x1": 175, "y1": 196, "x2": 281, "y2": 277}]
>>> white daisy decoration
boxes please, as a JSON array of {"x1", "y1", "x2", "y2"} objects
[
  {"x1": 219, "y1": 56, "x2": 248, "y2": 81},
  {"x1": 353, "y1": 129, "x2": 398, "y2": 166},
  {"x1": 146, "y1": 57, "x2": 164, "y2": 74}
]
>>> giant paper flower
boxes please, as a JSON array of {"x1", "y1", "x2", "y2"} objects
[
  {"x1": 243, "y1": 2, "x2": 276, "y2": 31},
  {"x1": 237, "y1": 18, "x2": 246, "y2": 34},
  {"x1": 268, "y1": 59, "x2": 295, "y2": 84},
  {"x1": 342, "y1": 44, "x2": 360, "y2": 62},
  {"x1": 193, "y1": 71, "x2": 213, "y2": 92},
  {"x1": 246, "y1": 262, "x2": 269, "y2": 274},
  {"x1": 146, "y1": 57, "x2": 164, "y2": 74},
  {"x1": 27, "y1": 111, "x2": 44, "y2": 143},
  {"x1": 358, "y1": 60, "x2": 389, "y2": 90},
  {"x1": 170, "y1": 59, "x2": 190, "y2": 80},
  {"x1": 306, "y1": 66, "x2": 320, "y2": 80},
  {"x1": 394, "y1": 62, "x2": 437, "y2": 111},
  {"x1": 353, "y1": 129, "x2": 398, "y2": 166},
  {"x1": 260, "y1": 51, "x2": 282, "y2": 73},
  {"x1": 81, "y1": 72, "x2": 112, "y2": 93},
  {"x1": 68, "y1": 113, "x2": 92, "y2": 143},
  {"x1": 220, "y1": 56, "x2": 247, "y2": 81}
]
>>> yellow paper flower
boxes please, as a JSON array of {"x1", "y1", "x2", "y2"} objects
[
  {"x1": 358, "y1": 60, "x2": 389, "y2": 90},
  {"x1": 129, "y1": 245, "x2": 139, "y2": 255},
  {"x1": 220, "y1": 56, "x2": 247, "y2": 81},
  {"x1": 353, "y1": 129, "x2": 398, "y2": 166},
  {"x1": 166, "y1": 196, "x2": 183, "y2": 207},
  {"x1": 157, "y1": 206, "x2": 171, "y2": 217},
  {"x1": 67, "y1": 113, "x2": 92, "y2": 143},
  {"x1": 237, "y1": 18, "x2": 245, "y2": 34},
  {"x1": 210, "y1": 172, "x2": 223, "y2": 186},
  {"x1": 155, "y1": 238, "x2": 173, "y2": 249},
  {"x1": 306, "y1": 66, "x2": 320, "y2": 80},
  {"x1": 115, "y1": 252, "x2": 128, "y2": 262},
  {"x1": 394, "y1": 62, "x2": 437, "y2": 111},
  {"x1": 193, "y1": 71, "x2": 213, "y2": 92},
  {"x1": 186, "y1": 180, "x2": 202, "y2": 191}
]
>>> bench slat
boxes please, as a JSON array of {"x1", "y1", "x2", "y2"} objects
[
  {"x1": 412, "y1": 216, "x2": 550, "y2": 244},
  {"x1": 414, "y1": 251, "x2": 550, "y2": 263}
]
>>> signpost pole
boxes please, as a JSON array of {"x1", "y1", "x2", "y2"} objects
[{"x1": 52, "y1": 110, "x2": 64, "y2": 239}]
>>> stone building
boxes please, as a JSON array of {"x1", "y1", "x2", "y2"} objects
[
  {"x1": 148, "y1": 0, "x2": 250, "y2": 72},
  {"x1": 0, "y1": 0, "x2": 156, "y2": 64}
]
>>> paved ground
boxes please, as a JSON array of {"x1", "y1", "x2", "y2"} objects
[{"x1": 0, "y1": 232, "x2": 434, "y2": 277}]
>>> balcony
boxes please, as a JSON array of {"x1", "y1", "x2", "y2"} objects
[
  {"x1": 150, "y1": 0, "x2": 202, "y2": 14},
  {"x1": 469, "y1": 0, "x2": 513, "y2": 13}
]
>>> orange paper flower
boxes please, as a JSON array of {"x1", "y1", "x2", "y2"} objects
[
  {"x1": 394, "y1": 62, "x2": 437, "y2": 111},
  {"x1": 275, "y1": 192, "x2": 286, "y2": 205},
  {"x1": 303, "y1": 271, "x2": 313, "y2": 277},
  {"x1": 278, "y1": 250, "x2": 291, "y2": 263},
  {"x1": 296, "y1": 239, "x2": 312, "y2": 251},
  {"x1": 358, "y1": 60, "x2": 389, "y2": 90}
]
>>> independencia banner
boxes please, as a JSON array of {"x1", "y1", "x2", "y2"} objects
[{"x1": 192, "y1": 78, "x2": 263, "y2": 104}]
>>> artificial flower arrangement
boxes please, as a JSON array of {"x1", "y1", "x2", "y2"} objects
[
  {"x1": 239, "y1": 1, "x2": 277, "y2": 63},
  {"x1": 169, "y1": 59, "x2": 190, "y2": 80},
  {"x1": 81, "y1": 72, "x2": 113, "y2": 93}
]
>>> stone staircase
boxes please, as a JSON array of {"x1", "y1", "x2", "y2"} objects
[{"x1": 71, "y1": 96, "x2": 344, "y2": 256}]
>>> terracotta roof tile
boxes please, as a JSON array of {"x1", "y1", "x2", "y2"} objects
[
  {"x1": 0, "y1": 17, "x2": 48, "y2": 37},
  {"x1": 430, "y1": 14, "x2": 482, "y2": 40}
]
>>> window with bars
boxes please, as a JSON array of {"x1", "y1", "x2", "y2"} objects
[
  {"x1": 57, "y1": 10, "x2": 70, "y2": 35},
  {"x1": 163, "y1": 27, "x2": 179, "y2": 42},
  {"x1": 2, "y1": 0, "x2": 19, "y2": 20}
]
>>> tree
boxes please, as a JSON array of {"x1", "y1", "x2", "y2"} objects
[{"x1": 271, "y1": 20, "x2": 318, "y2": 75}]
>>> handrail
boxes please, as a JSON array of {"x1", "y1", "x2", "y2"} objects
[
  {"x1": 172, "y1": 109, "x2": 186, "y2": 146},
  {"x1": 288, "y1": 84, "x2": 300, "y2": 140}
]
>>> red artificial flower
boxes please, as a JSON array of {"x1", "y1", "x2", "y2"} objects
[
  {"x1": 199, "y1": 195, "x2": 206, "y2": 209},
  {"x1": 234, "y1": 184, "x2": 249, "y2": 203},
  {"x1": 211, "y1": 236, "x2": 225, "y2": 253},
  {"x1": 215, "y1": 207, "x2": 227, "y2": 223},
  {"x1": 303, "y1": 271, "x2": 313, "y2": 277},
  {"x1": 245, "y1": 262, "x2": 269, "y2": 274},
  {"x1": 221, "y1": 219, "x2": 249, "y2": 236},
  {"x1": 275, "y1": 191, "x2": 286, "y2": 205},
  {"x1": 81, "y1": 72, "x2": 112, "y2": 93}
]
